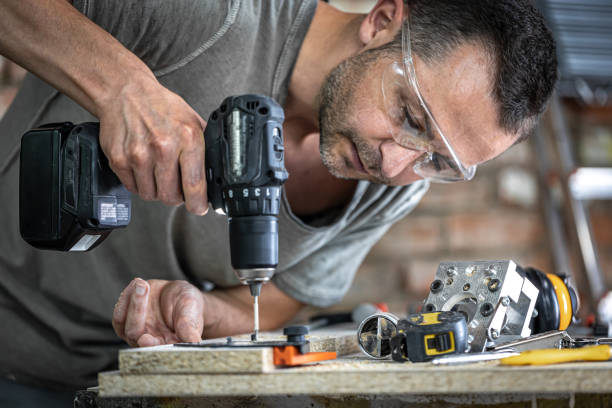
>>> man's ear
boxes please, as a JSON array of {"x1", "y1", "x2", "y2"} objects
[{"x1": 358, "y1": 0, "x2": 405, "y2": 47}]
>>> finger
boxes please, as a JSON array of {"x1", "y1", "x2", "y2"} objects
[
  {"x1": 106, "y1": 151, "x2": 138, "y2": 193},
  {"x1": 154, "y1": 161, "x2": 182, "y2": 206},
  {"x1": 162, "y1": 331, "x2": 181, "y2": 345},
  {"x1": 115, "y1": 168, "x2": 139, "y2": 195},
  {"x1": 150, "y1": 128, "x2": 182, "y2": 206},
  {"x1": 173, "y1": 294, "x2": 204, "y2": 343},
  {"x1": 125, "y1": 134, "x2": 156, "y2": 200},
  {"x1": 112, "y1": 279, "x2": 139, "y2": 340},
  {"x1": 132, "y1": 161, "x2": 157, "y2": 201},
  {"x1": 179, "y1": 144, "x2": 207, "y2": 215},
  {"x1": 195, "y1": 112, "x2": 207, "y2": 130},
  {"x1": 100, "y1": 129, "x2": 138, "y2": 193},
  {"x1": 124, "y1": 279, "x2": 150, "y2": 346},
  {"x1": 137, "y1": 333, "x2": 162, "y2": 348}
]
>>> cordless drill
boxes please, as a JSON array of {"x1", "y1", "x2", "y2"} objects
[
  {"x1": 204, "y1": 94, "x2": 288, "y2": 339},
  {"x1": 19, "y1": 94, "x2": 288, "y2": 340}
]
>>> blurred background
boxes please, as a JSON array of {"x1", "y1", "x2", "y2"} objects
[
  {"x1": 1, "y1": 0, "x2": 610, "y2": 321},
  {"x1": 319, "y1": 0, "x2": 612, "y2": 320}
]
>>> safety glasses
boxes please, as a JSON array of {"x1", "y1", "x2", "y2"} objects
[{"x1": 380, "y1": 19, "x2": 476, "y2": 182}]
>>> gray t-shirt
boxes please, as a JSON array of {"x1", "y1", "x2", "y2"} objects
[{"x1": 0, "y1": 0, "x2": 428, "y2": 389}]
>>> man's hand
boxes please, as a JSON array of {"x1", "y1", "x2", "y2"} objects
[
  {"x1": 98, "y1": 77, "x2": 209, "y2": 215},
  {"x1": 113, "y1": 278, "x2": 304, "y2": 347},
  {"x1": 113, "y1": 278, "x2": 205, "y2": 347}
]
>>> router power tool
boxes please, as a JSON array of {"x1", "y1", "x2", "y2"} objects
[{"x1": 19, "y1": 94, "x2": 288, "y2": 340}]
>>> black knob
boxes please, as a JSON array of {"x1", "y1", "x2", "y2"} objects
[{"x1": 283, "y1": 325, "x2": 308, "y2": 342}]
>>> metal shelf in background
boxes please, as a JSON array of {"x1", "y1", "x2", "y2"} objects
[{"x1": 536, "y1": 0, "x2": 612, "y2": 103}]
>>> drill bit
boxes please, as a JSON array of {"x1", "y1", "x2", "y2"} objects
[
  {"x1": 249, "y1": 282, "x2": 263, "y2": 341},
  {"x1": 253, "y1": 294, "x2": 259, "y2": 341}
]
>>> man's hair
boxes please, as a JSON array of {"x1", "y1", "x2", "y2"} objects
[{"x1": 389, "y1": 0, "x2": 558, "y2": 141}]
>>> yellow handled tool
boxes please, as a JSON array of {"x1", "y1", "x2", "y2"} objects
[{"x1": 500, "y1": 345, "x2": 611, "y2": 366}]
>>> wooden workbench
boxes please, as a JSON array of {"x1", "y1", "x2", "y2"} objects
[{"x1": 76, "y1": 330, "x2": 612, "y2": 408}]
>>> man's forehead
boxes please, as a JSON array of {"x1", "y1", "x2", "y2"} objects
[{"x1": 413, "y1": 42, "x2": 517, "y2": 165}]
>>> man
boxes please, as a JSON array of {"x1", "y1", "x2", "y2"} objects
[{"x1": 0, "y1": 0, "x2": 556, "y2": 402}]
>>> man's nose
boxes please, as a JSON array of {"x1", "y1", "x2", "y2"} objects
[{"x1": 380, "y1": 140, "x2": 423, "y2": 179}]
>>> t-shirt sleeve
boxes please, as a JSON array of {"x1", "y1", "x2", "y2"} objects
[
  {"x1": 70, "y1": 0, "x2": 234, "y2": 73},
  {"x1": 272, "y1": 181, "x2": 429, "y2": 307}
]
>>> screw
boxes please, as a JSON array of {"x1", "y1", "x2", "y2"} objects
[
  {"x1": 480, "y1": 302, "x2": 494, "y2": 316},
  {"x1": 424, "y1": 303, "x2": 436, "y2": 312},
  {"x1": 485, "y1": 265, "x2": 497, "y2": 276},
  {"x1": 465, "y1": 265, "x2": 476, "y2": 276},
  {"x1": 430, "y1": 280, "x2": 443, "y2": 293},
  {"x1": 501, "y1": 296, "x2": 510, "y2": 307},
  {"x1": 490, "y1": 329, "x2": 500, "y2": 339},
  {"x1": 463, "y1": 283, "x2": 471, "y2": 291},
  {"x1": 446, "y1": 267, "x2": 458, "y2": 277},
  {"x1": 488, "y1": 279, "x2": 501, "y2": 292}
]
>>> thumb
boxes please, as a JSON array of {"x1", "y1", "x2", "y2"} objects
[
  {"x1": 195, "y1": 111, "x2": 207, "y2": 131},
  {"x1": 173, "y1": 292, "x2": 204, "y2": 343}
]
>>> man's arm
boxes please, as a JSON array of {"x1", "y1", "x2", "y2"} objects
[
  {"x1": 0, "y1": 0, "x2": 208, "y2": 214},
  {"x1": 205, "y1": 284, "x2": 304, "y2": 337},
  {"x1": 112, "y1": 278, "x2": 303, "y2": 347}
]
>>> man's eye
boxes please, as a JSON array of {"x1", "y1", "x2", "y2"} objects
[
  {"x1": 431, "y1": 153, "x2": 459, "y2": 172},
  {"x1": 401, "y1": 105, "x2": 421, "y2": 131}
]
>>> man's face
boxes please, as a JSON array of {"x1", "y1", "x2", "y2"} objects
[{"x1": 318, "y1": 41, "x2": 519, "y2": 185}]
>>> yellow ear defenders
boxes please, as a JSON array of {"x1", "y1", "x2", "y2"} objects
[{"x1": 522, "y1": 267, "x2": 579, "y2": 332}]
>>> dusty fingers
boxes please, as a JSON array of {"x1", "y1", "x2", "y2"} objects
[
  {"x1": 159, "y1": 281, "x2": 205, "y2": 343},
  {"x1": 98, "y1": 79, "x2": 208, "y2": 214},
  {"x1": 112, "y1": 278, "x2": 150, "y2": 347}
]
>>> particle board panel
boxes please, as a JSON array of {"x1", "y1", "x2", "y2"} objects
[
  {"x1": 99, "y1": 358, "x2": 612, "y2": 397},
  {"x1": 119, "y1": 330, "x2": 358, "y2": 375},
  {"x1": 120, "y1": 344, "x2": 275, "y2": 374}
]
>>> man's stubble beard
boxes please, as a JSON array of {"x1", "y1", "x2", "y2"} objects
[
  {"x1": 317, "y1": 51, "x2": 389, "y2": 184},
  {"x1": 317, "y1": 57, "x2": 354, "y2": 180}
]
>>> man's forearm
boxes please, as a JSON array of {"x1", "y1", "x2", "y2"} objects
[
  {"x1": 202, "y1": 283, "x2": 304, "y2": 339},
  {"x1": 0, "y1": 0, "x2": 155, "y2": 117}
]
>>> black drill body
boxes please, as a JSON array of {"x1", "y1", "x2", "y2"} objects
[{"x1": 204, "y1": 94, "x2": 288, "y2": 279}]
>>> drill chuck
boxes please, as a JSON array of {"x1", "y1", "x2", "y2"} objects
[
  {"x1": 229, "y1": 215, "x2": 278, "y2": 272},
  {"x1": 231, "y1": 215, "x2": 277, "y2": 286}
]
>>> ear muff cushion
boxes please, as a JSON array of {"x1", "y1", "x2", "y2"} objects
[
  {"x1": 560, "y1": 274, "x2": 579, "y2": 319},
  {"x1": 546, "y1": 273, "x2": 573, "y2": 330},
  {"x1": 525, "y1": 267, "x2": 560, "y2": 333}
]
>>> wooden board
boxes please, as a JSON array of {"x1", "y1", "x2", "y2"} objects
[
  {"x1": 99, "y1": 357, "x2": 612, "y2": 397},
  {"x1": 100, "y1": 329, "x2": 612, "y2": 398},
  {"x1": 119, "y1": 329, "x2": 358, "y2": 375}
]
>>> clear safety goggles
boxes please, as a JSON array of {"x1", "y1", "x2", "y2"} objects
[{"x1": 380, "y1": 19, "x2": 477, "y2": 182}]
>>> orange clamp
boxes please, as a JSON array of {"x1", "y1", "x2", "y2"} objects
[{"x1": 273, "y1": 345, "x2": 337, "y2": 367}]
